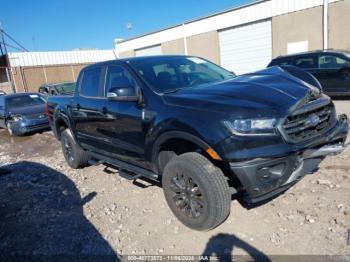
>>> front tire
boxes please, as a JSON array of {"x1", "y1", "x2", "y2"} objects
[
  {"x1": 162, "y1": 152, "x2": 231, "y2": 231},
  {"x1": 6, "y1": 121, "x2": 21, "y2": 136},
  {"x1": 61, "y1": 129, "x2": 90, "y2": 169}
]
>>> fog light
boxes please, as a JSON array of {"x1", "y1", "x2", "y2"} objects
[{"x1": 257, "y1": 163, "x2": 286, "y2": 182}]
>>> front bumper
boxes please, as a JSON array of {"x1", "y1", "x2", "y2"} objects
[
  {"x1": 10, "y1": 118, "x2": 50, "y2": 134},
  {"x1": 230, "y1": 114, "x2": 349, "y2": 204}
]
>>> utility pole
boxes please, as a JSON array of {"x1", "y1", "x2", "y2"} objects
[{"x1": 0, "y1": 22, "x2": 16, "y2": 93}]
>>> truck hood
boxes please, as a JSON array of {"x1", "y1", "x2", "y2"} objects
[{"x1": 163, "y1": 66, "x2": 320, "y2": 118}]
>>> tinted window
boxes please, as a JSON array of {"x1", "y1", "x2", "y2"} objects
[
  {"x1": 55, "y1": 82, "x2": 75, "y2": 95},
  {"x1": 6, "y1": 94, "x2": 46, "y2": 110},
  {"x1": 105, "y1": 66, "x2": 136, "y2": 96},
  {"x1": 295, "y1": 56, "x2": 316, "y2": 69},
  {"x1": 0, "y1": 96, "x2": 4, "y2": 109},
  {"x1": 129, "y1": 56, "x2": 235, "y2": 93},
  {"x1": 278, "y1": 58, "x2": 293, "y2": 66},
  {"x1": 319, "y1": 54, "x2": 349, "y2": 69},
  {"x1": 80, "y1": 67, "x2": 102, "y2": 97}
]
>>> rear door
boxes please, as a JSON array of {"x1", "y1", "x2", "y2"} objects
[
  {"x1": 71, "y1": 66, "x2": 107, "y2": 150},
  {"x1": 315, "y1": 53, "x2": 350, "y2": 95}
]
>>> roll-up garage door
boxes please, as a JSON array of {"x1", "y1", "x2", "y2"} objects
[
  {"x1": 219, "y1": 20, "x2": 272, "y2": 75},
  {"x1": 135, "y1": 45, "x2": 162, "y2": 57}
]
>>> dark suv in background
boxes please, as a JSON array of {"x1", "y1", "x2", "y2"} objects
[
  {"x1": 38, "y1": 82, "x2": 76, "y2": 96},
  {"x1": 268, "y1": 50, "x2": 350, "y2": 97}
]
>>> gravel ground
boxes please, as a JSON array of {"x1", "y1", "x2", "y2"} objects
[{"x1": 0, "y1": 100, "x2": 349, "y2": 259}]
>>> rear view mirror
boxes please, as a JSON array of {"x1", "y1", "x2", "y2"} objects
[{"x1": 107, "y1": 86, "x2": 139, "y2": 102}]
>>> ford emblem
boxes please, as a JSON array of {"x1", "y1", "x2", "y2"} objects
[{"x1": 305, "y1": 114, "x2": 320, "y2": 127}]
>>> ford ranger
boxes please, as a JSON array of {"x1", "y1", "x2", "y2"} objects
[{"x1": 47, "y1": 55, "x2": 348, "y2": 231}]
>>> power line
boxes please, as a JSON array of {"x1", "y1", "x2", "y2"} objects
[
  {"x1": 0, "y1": 41, "x2": 26, "y2": 52},
  {"x1": 1, "y1": 30, "x2": 29, "y2": 52}
]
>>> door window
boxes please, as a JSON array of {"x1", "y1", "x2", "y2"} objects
[
  {"x1": 277, "y1": 58, "x2": 293, "y2": 66},
  {"x1": 105, "y1": 65, "x2": 136, "y2": 96},
  {"x1": 80, "y1": 67, "x2": 102, "y2": 97},
  {"x1": 0, "y1": 96, "x2": 4, "y2": 110},
  {"x1": 295, "y1": 56, "x2": 317, "y2": 69},
  {"x1": 319, "y1": 55, "x2": 349, "y2": 69}
]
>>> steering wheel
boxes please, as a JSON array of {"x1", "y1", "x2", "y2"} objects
[{"x1": 189, "y1": 72, "x2": 211, "y2": 86}]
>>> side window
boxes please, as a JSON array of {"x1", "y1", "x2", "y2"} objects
[
  {"x1": 319, "y1": 55, "x2": 349, "y2": 69},
  {"x1": 80, "y1": 67, "x2": 102, "y2": 97},
  {"x1": 0, "y1": 96, "x2": 4, "y2": 110},
  {"x1": 278, "y1": 58, "x2": 293, "y2": 66},
  {"x1": 105, "y1": 65, "x2": 136, "y2": 96},
  {"x1": 295, "y1": 56, "x2": 316, "y2": 69}
]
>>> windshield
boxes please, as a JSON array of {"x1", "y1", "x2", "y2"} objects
[
  {"x1": 55, "y1": 82, "x2": 75, "y2": 94},
  {"x1": 6, "y1": 94, "x2": 45, "y2": 110},
  {"x1": 129, "y1": 56, "x2": 235, "y2": 93}
]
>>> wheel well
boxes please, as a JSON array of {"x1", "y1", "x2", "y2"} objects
[
  {"x1": 55, "y1": 119, "x2": 68, "y2": 140},
  {"x1": 159, "y1": 138, "x2": 202, "y2": 156},
  {"x1": 157, "y1": 138, "x2": 242, "y2": 190},
  {"x1": 157, "y1": 138, "x2": 221, "y2": 172}
]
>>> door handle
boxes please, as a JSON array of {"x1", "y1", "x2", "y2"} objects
[
  {"x1": 76, "y1": 103, "x2": 81, "y2": 110},
  {"x1": 101, "y1": 107, "x2": 108, "y2": 114}
]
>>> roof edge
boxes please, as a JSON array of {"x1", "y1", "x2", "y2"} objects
[{"x1": 116, "y1": 0, "x2": 267, "y2": 44}]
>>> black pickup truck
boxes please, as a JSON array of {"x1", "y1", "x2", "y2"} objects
[{"x1": 47, "y1": 55, "x2": 348, "y2": 231}]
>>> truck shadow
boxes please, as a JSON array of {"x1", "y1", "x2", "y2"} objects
[
  {"x1": 0, "y1": 161, "x2": 118, "y2": 260},
  {"x1": 201, "y1": 233, "x2": 271, "y2": 261}
]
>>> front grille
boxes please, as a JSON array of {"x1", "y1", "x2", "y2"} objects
[
  {"x1": 27, "y1": 113, "x2": 47, "y2": 120},
  {"x1": 281, "y1": 102, "x2": 336, "y2": 143}
]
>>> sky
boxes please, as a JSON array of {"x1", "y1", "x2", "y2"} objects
[{"x1": 1, "y1": 0, "x2": 253, "y2": 52}]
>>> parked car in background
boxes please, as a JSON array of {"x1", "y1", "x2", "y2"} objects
[
  {"x1": 0, "y1": 90, "x2": 6, "y2": 96},
  {"x1": 0, "y1": 93, "x2": 49, "y2": 136},
  {"x1": 268, "y1": 50, "x2": 350, "y2": 97},
  {"x1": 38, "y1": 82, "x2": 76, "y2": 96},
  {"x1": 47, "y1": 55, "x2": 348, "y2": 231}
]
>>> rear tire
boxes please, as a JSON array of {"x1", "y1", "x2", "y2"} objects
[
  {"x1": 162, "y1": 152, "x2": 231, "y2": 231},
  {"x1": 61, "y1": 129, "x2": 90, "y2": 169}
]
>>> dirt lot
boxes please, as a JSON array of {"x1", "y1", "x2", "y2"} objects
[{"x1": 0, "y1": 100, "x2": 349, "y2": 258}]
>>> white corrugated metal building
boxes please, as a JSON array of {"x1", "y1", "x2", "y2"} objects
[
  {"x1": 115, "y1": 0, "x2": 349, "y2": 75},
  {"x1": 1, "y1": 49, "x2": 117, "y2": 93}
]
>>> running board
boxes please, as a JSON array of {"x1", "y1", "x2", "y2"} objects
[{"x1": 90, "y1": 152, "x2": 159, "y2": 181}]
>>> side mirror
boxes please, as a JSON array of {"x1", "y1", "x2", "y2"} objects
[{"x1": 107, "y1": 86, "x2": 139, "y2": 102}]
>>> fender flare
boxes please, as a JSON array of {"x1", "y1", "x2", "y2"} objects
[
  {"x1": 53, "y1": 109, "x2": 72, "y2": 140},
  {"x1": 151, "y1": 131, "x2": 217, "y2": 165}
]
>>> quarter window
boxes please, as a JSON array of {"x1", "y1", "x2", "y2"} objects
[
  {"x1": 80, "y1": 67, "x2": 102, "y2": 97},
  {"x1": 319, "y1": 55, "x2": 349, "y2": 69}
]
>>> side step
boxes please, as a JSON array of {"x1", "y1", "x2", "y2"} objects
[
  {"x1": 88, "y1": 158, "x2": 103, "y2": 166},
  {"x1": 90, "y1": 152, "x2": 159, "y2": 182},
  {"x1": 118, "y1": 170, "x2": 142, "y2": 180}
]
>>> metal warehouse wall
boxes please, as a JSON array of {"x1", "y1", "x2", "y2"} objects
[
  {"x1": 11, "y1": 64, "x2": 89, "y2": 92},
  {"x1": 6, "y1": 49, "x2": 117, "y2": 93}
]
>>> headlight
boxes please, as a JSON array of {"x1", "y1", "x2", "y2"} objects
[
  {"x1": 223, "y1": 118, "x2": 277, "y2": 136},
  {"x1": 12, "y1": 115, "x2": 23, "y2": 121}
]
